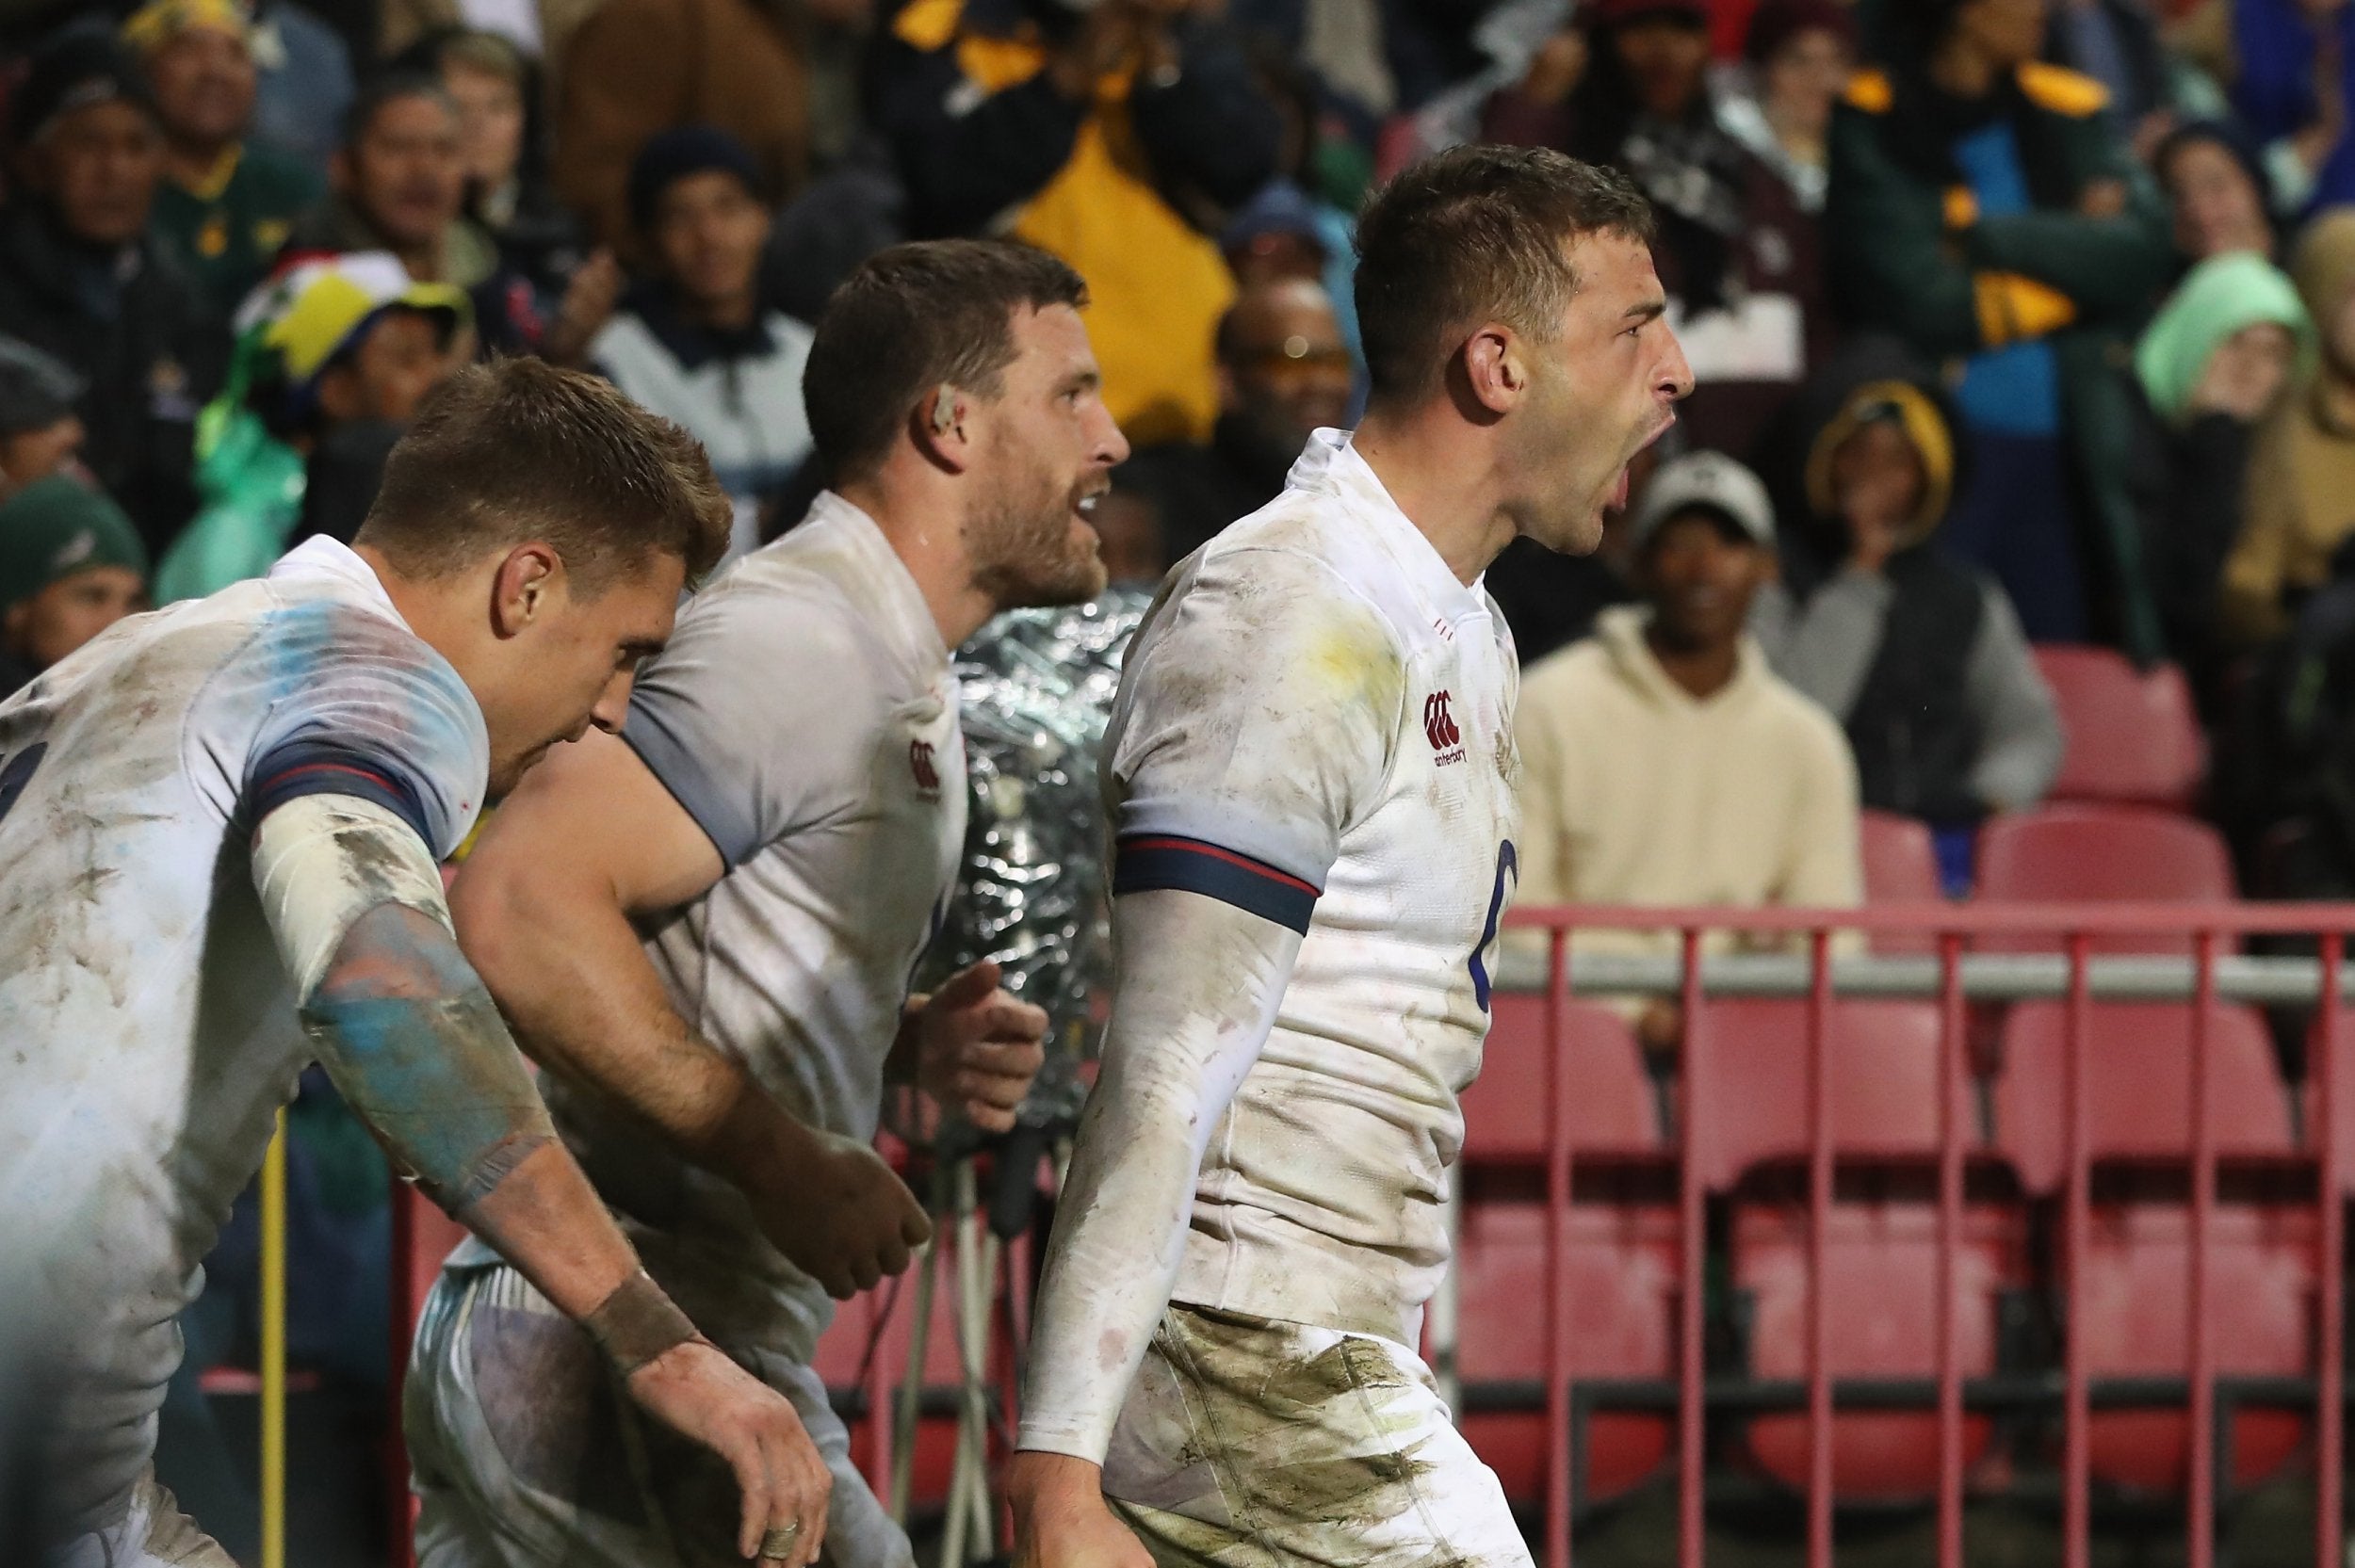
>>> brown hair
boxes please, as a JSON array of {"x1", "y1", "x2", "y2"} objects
[
  {"x1": 802, "y1": 238, "x2": 1088, "y2": 484},
  {"x1": 1353, "y1": 145, "x2": 1656, "y2": 407},
  {"x1": 356, "y1": 357, "x2": 731, "y2": 587}
]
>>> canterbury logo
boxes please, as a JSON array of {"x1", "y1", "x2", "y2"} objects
[
  {"x1": 1424, "y1": 690, "x2": 1462, "y2": 752},
  {"x1": 909, "y1": 738, "x2": 941, "y2": 793}
]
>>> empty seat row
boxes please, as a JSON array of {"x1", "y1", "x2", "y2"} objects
[{"x1": 1454, "y1": 994, "x2": 2335, "y2": 1510}]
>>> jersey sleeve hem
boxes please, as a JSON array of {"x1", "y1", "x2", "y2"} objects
[
  {"x1": 620, "y1": 703, "x2": 758, "y2": 871},
  {"x1": 250, "y1": 740, "x2": 434, "y2": 849},
  {"x1": 1112, "y1": 832, "x2": 1321, "y2": 935}
]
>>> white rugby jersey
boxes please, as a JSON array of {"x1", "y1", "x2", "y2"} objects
[
  {"x1": 531, "y1": 493, "x2": 967, "y2": 1361},
  {"x1": 0, "y1": 537, "x2": 486, "y2": 1532},
  {"x1": 1103, "y1": 428, "x2": 1520, "y2": 1345}
]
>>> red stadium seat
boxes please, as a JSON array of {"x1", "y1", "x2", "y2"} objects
[
  {"x1": 1991, "y1": 1002, "x2": 2295, "y2": 1196},
  {"x1": 1687, "y1": 1000, "x2": 2027, "y2": 1500},
  {"x1": 1993, "y1": 1002, "x2": 2309, "y2": 1495},
  {"x1": 1687, "y1": 998, "x2": 1954, "y2": 1192},
  {"x1": 1454, "y1": 1198, "x2": 1678, "y2": 1507},
  {"x1": 1459, "y1": 993, "x2": 1662, "y2": 1166},
  {"x1": 1732, "y1": 1202, "x2": 2028, "y2": 1500},
  {"x1": 2060, "y1": 1204, "x2": 2314, "y2": 1495},
  {"x1": 2033, "y1": 646, "x2": 2206, "y2": 811},
  {"x1": 1455, "y1": 995, "x2": 1674, "y2": 1506},
  {"x1": 1859, "y1": 811, "x2": 1946, "y2": 955},
  {"x1": 1974, "y1": 806, "x2": 2235, "y2": 955},
  {"x1": 1860, "y1": 811, "x2": 1943, "y2": 904}
]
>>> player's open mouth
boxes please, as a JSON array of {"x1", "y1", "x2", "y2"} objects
[
  {"x1": 1609, "y1": 417, "x2": 1678, "y2": 512},
  {"x1": 1074, "y1": 491, "x2": 1105, "y2": 526}
]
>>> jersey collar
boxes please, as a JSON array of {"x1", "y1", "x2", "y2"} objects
[
  {"x1": 1285, "y1": 428, "x2": 1488, "y2": 626},
  {"x1": 267, "y1": 535, "x2": 412, "y2": 632},
  {"x1": 804, "y1": 490, "x2": 950, "y2": 667}
]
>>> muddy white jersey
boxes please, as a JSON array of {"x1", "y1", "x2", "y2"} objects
[
  {"x1": 0, "y1": 537, "x2": 486, "y2": 1533},
  {"x1": 522, "y1": 493, "x2": 968, "y2": 1362},
  {"x1": 1101, "y1": 428, "x2": 1521, "y2": 1345}
]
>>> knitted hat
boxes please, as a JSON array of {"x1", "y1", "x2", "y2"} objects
[
  {"x1": 1745, "y1": 0, "x2": 1859, "y2": 64},
  {"x1": 1221, "y1": 180, "x2": 1328, "y2": 257},
  {"x1": 122, "y1": 0, "x2": 255, "y2": 55},
  {"x1": 2136, "y1": 251, "x2": 2315, "y2": 423},
  {"x1": 0, "y1": 477, "x2": 147, "y2": 610},
  {"x1": 626, "y1": 125, "x2": 763, "y2": 235},
  {"x1": 2153, "y1": 119, "x2": 2276, "y2": 219},
  {"x1": 1804, "y1": 377, "x2": 1958, "y2": 545},
  {"x1": 0, "y1": 336, "x2": 85, "y2": 436},
  {"x1": 236, "y1": 251, "x2": 470, "y2": 387},
  {"x1": 9, "y1": 32, "x2": 158, "y2": 148}
]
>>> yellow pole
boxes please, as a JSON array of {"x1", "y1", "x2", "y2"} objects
[{"x1": 259, "y1": 1108, "x2": 287, "y2": 1568}]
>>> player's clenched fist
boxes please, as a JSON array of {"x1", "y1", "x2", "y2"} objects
[
  {"x1": 625, "y1": 1338, "x2": 833, "y2": 1565},
  {"x1": 747, "y1": 1127, "x2": 933, "y2": 1298},
  {"x1": 910, "y1": 959, "x2": 1049, "y2": 1133}
]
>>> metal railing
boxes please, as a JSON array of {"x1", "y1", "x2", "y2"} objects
[{"x1": 1494, "y1": 900, "x2": 2355, "y2": 1568}]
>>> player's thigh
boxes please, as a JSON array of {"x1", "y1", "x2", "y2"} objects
[
  {"x1": 1159, "y1": 1309, "x2": 1532, "y2": 1568},
  {"x1": 407, "y1": 1265, "x2": 674, "y2": 1568},
  {"x1": 39, "y1": 1474, "x2": 239, "y2": 1568}
]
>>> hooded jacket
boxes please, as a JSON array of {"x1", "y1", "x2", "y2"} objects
[
  {"x1": 1752, "y1": 345, "x2": 2064, "y2": 820},
  {"x1": 2223, "y1": 208, "x2": 2355, "y2": 647},
  {"x1": 2129, "y1": 250, "x2": 2314, "y2": 669},
  {"x1": 1515, "y1": 604, "x2": 1860, "y2": 960}
]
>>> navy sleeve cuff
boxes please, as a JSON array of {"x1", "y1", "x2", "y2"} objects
[
  {"x1": 620, "y1": 695, "x2": 756, "y2": 870},
  {"x1": 1113, "y1": 833, "x2": 1320, "y2": 934},
  {"x1": 250, "y1": 741, "x2": 434, "y2": 849}
]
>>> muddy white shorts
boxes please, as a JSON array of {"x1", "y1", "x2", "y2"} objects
[
  {"x1": 1100, "y1": 1305, "x2": 1534, "y2": 1568},
  {"x1": 404, "y1": 1261, "x2": 913, "y2": 1568},
  {"x1": 41, "y1": 1473, "x2": 236, "y2": 1568}
]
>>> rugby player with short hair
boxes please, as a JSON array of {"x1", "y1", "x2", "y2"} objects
[
  {"x1": 1006, "y1": 146, "x2": 1694, "y2": 1567},
  {"x1": 0, "y1": 359, "x2": 837, "y2": 1568},
  {"x1": 404, "y1": 238, "x2": 1129, "y2": 1568}
]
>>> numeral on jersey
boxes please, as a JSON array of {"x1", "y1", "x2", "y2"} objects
[
  {"x1": 0, "y1": 742, "x2": 45, "y2": 826},
  {"x1": 1469, "y1": 839, "x2": 1518, "y2": 1013}
]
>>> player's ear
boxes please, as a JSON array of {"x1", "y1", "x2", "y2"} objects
[
  {"x1": 1461, "y1": 324, "x2": 1522, "y2": 416},
  {"x1": 489, "y1": 542, "x2": 561, "y2": 639},
  {"x1": 915, "y1": 383, "x2": 974, "y2": 473}
]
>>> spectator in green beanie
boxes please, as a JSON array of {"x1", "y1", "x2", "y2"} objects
[{"x1": 0, "y1": 477, "x2": 151, "y2": 699}]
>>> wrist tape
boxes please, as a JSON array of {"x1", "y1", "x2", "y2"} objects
[{"x1": 582, "y1": 1269, "x2": 702, "y2": 1377}]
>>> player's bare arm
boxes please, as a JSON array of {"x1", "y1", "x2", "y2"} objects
[
  {"x1": 254, "y1": 791, "x2": 832, "y2": 1565},
  {"x1": 452, "y1": 723, "x2": 935, "y2": 1298},
  {"x1": 1006, "y1": 888, "x2": 1304, "y2": 1566}
]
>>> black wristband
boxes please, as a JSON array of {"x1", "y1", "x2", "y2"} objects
[{"x1": 581, "y1": 1269, "x2": 700, "y2": 1377}]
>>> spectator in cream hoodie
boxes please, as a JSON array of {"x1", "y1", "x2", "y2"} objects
[{"x1": 1515, "y1": 450, "x2": 1860, "y2": 1055}]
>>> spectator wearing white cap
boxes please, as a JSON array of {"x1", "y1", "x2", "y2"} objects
[{"x1": 1515, "y1": 449, "x2": 1860, "y2": 1056}]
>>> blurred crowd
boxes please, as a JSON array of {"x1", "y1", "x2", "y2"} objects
[{"x1": 0, "y1": 0, "x2": 2349, "y2": 1541}]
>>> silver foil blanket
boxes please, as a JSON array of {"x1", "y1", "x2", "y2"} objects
[{"x1": 917, "y1": 590, "x2": 1150, "y2": 1134}]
